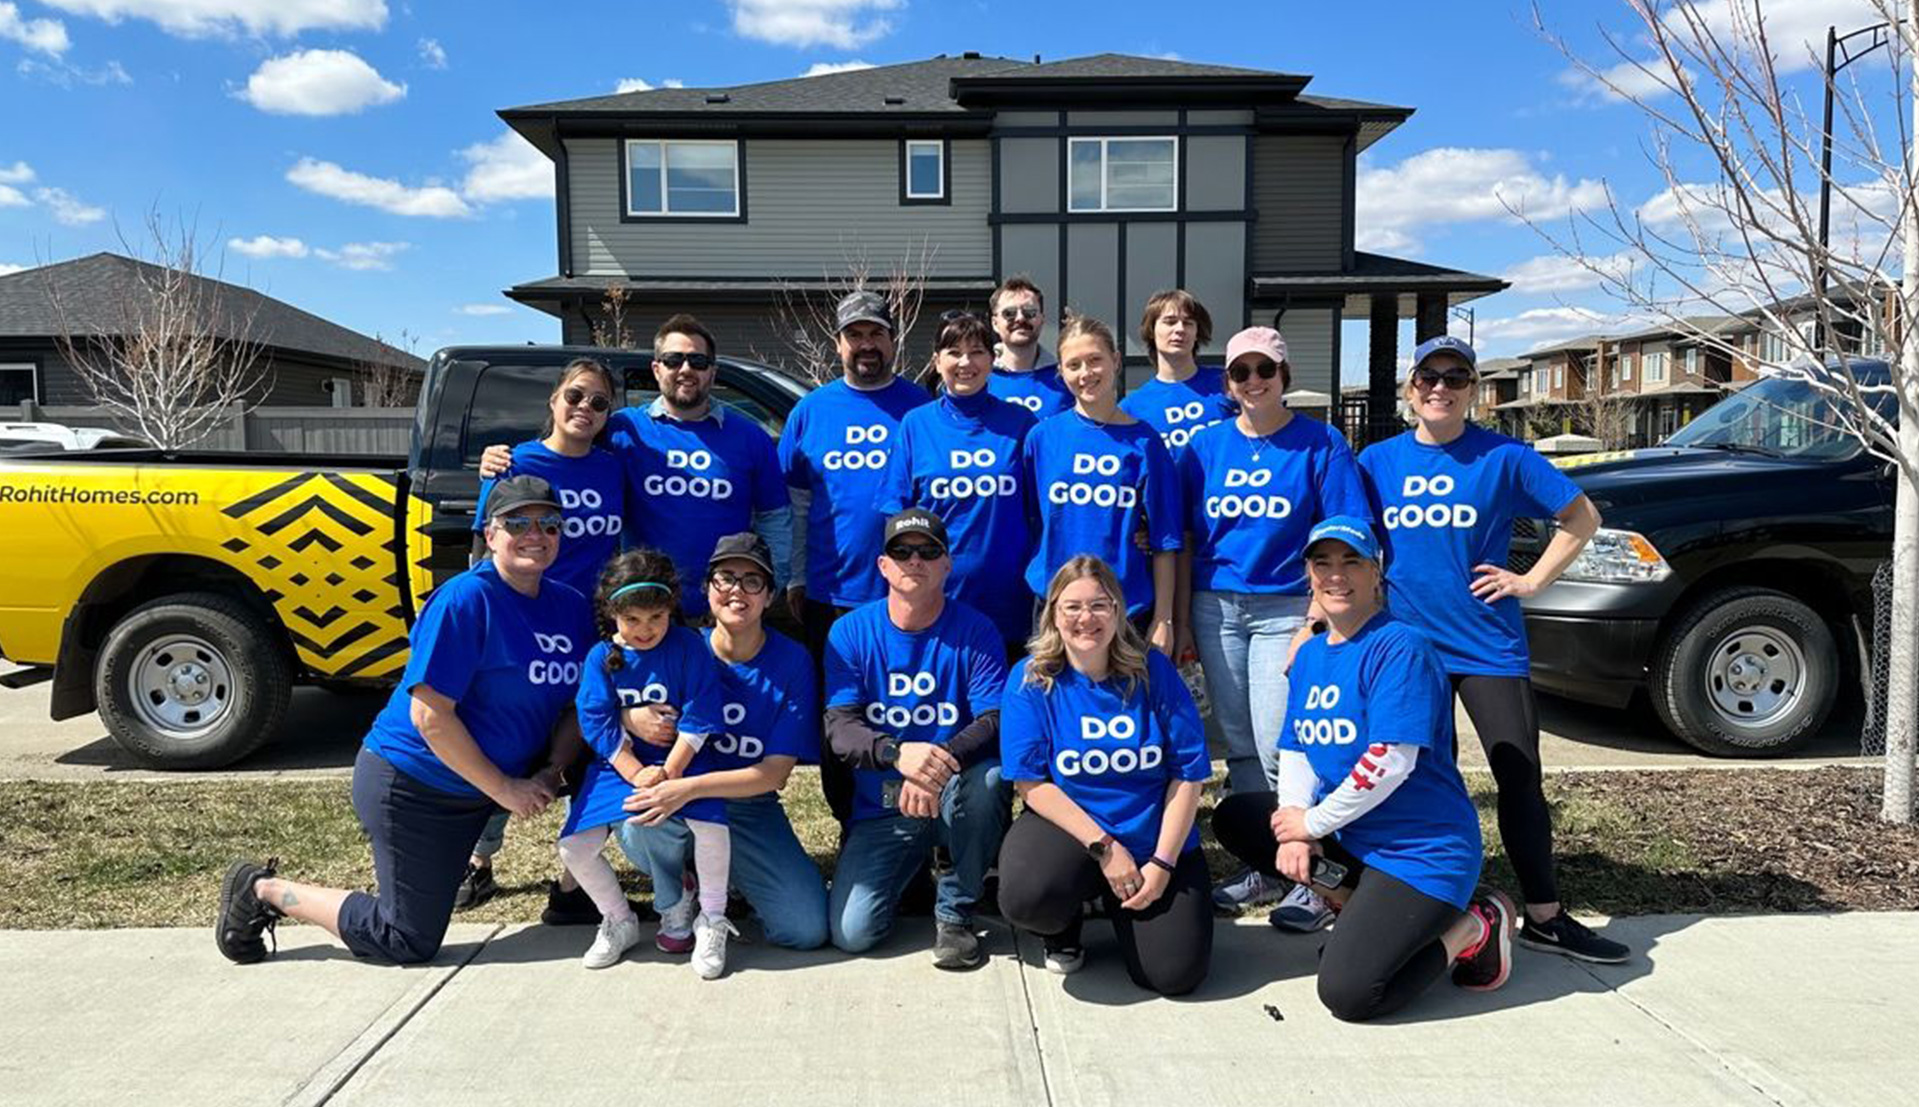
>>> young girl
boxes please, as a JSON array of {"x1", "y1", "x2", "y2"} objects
[{"x1": 562, "y1": 550, "x2": 736, "y2": 978}]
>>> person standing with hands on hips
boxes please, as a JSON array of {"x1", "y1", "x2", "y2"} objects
[{"x1": 1358, "y1": 335, "x2": 1627, "y2": 965}]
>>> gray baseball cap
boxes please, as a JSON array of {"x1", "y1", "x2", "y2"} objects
[
  {"x1": 836, "y1": 289, "x2": 894, "y2": 334},
  {"x1": 484, "y1": 474, "x2": 561, "y2": 520}
]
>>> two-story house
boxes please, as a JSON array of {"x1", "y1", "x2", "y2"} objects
[{"x1": 498, "y1": 53, "x2": 1505, "y2": 440}]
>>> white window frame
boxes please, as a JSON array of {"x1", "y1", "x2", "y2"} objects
[
  {"x1": 1067, "y1": 136, "x2": 1178, "y2": 213},
  {"x1": 0, "y1": 362, "x2": 37, "y2": 404},
  {"x1": 1552, "y1": 365, "x2": 1564, "y2": 389},
  {"x1": 904, "y1": 139, "x2": 945, "y2": 201},
  {"x1": 624, "y1": 139, "x2": 741, "y2": 218},
  {"x1": 1684, "y1": 347, "x2": 1698, "y2": 376},
  {"x1": 1646, "y1": 351, "x2": 1668, "y2": 383}
]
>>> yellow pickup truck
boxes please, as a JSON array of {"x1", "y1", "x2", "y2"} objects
[{"x1": 0, "y1": 346, "x2": 803, "y2": 768}]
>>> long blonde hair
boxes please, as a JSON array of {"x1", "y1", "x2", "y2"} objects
[{"x1": 1022, "y1": 554, "x2": 1150, "y2": 697}]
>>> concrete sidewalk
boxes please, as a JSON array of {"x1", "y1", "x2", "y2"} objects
[{"x1": 2, "y1": 913, "x2": 1913, "y2": 1107}]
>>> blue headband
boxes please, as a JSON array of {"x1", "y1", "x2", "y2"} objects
[{"x1": 609, "y1": 581, "x2": 673, "y2": 603}]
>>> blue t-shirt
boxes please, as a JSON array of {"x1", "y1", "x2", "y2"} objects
[
  {"x1": 1280, "y1": 615, "x2": 1482, "y2": 909},
  {"x1": 823, "y1": 599, "x2": 1008, "y2": 822},
  {"x1": 779, "y1": 377, "x2": 933, "y2": 607},
  {"x1": 1179, "y1": 415, "x2": 1371, "y2": 595},
  {"x1": 474, "y1": 442, "x2": 625, "y2": 599},
  {"x1": 703, "y1": 627, "x2": 819, "y2": 778},
  {"x1": 876, "y1": 389, "x2": 1039, "y2": 644},
  {"x1": 607, "y1": 402, "x2": 788, "y2": 616},
  {"x1": 1359, "y1": 425, "x2": 1582, "y2": 676},
  {"x1": 1119, "y1": 366, "x2": 1236, "y2": 453},
  {"x1": 1000, "y1": 651, "x2": 1212, "y2": 862},
  {"x1": 988, "y1": 363, "x2": 1071, "y2": 419},
  {"x1": 567, "y1": 626, "x2": 729, "y2": 834},
  {"x1": 363, "y1": 561, "x2": 593, "y2": 798},
  {"x1": 1022, "y1": 411, "x2": 1183, "y2": 618}
]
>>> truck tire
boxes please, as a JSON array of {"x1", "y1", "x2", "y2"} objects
[
  {"x1": 95, "y1": 592, "x2": 292, "y2": 769},
  {"x1": 1649, "y1": 587, "x2": 1838, "y2": 757}
]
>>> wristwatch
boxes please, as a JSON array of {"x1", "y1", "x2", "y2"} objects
[
  {"x1": 1084, "y1": 832, "x2": 1116, "y2": 860},
  {"x1": 875, "y1": 737, "x2": 901, "y2": 767}
]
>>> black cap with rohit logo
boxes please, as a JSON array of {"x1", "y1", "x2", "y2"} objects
[{"x1": 884, "y1": 508, "x2": 948, "y2": 552}]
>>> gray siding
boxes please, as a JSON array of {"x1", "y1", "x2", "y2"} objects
[
  {"x1": 1185, "y1": 135, "x2": 1245, "y2": 212},
  {"x1": 1184, "y1": 222, "x2": 1246, "y2": 333},
  {"x1": 999, "y1": 137, "x2": 1059, "y2": 214},
  {"x1": 568, "y1": 138, "x2": 993, "y2": 277},
  {"x1": 998, "y1": 223, "x2": 1062, "y2": 351},
  {"x1": 1187, "y1": 110, "x2": 1254, "y2": 126},
  {"x1": 1066, "y1": 110, "x2": 1179, "y2": 127},
  {"x1": 1121, "y1": 223, "x2": 1178, "y2": 359},
  {"x1": 1251, "y1": 134, "x2": 1345, "y2": 272},
  {"x1": 1064, "y1": 223, "x2": 1120, "y2": 336},
  {"x1": 1276, "y1": 306, "x2": 1336, "y2": 397},
  {"x1": 993, "y1": 111, "x2": 1058, "y2": 129}
]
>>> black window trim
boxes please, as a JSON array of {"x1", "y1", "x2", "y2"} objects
[
  {"x1": 618, "y1": 138, "x2": 749, "y2": 225},
  {"x1": 1067, "y1": 135, "x2": 1179, "y2": 214},
  {"x1": 899, "y1": 138, "x2": 951, "y2": 206}
]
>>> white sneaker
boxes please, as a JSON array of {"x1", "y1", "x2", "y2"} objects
[
  {"x1": 582, "y1": 914, "x2": 641, "y2": 969},
  {"x1": 656, "y1": 892, "x2": 700, "y2": 953},
  {"x1": 692, "y1": 912, "x2": 737, "y2": 980},
  {"x1": 1269, "y1": 883, "x2": 1336, "y2": 933},
  {"x1": 1211, "y1": 868, "x2": 1285, "y2": 911}
]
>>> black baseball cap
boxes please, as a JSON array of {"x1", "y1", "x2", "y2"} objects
[
  {"x1": 484, "y1": 474, "x2": 561, "y2": 520},
  {"x1": 884, "y1": 508, "x2": 948, "y2": 553},
  {"x1": 707, "y1": 531, "x2": 777, "y2": 578},
  {"x1": 836, "y1": 289, "x2": 895, "y2": 333}
]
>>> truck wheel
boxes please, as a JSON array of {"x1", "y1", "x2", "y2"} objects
[
  {"x1": 95, "y1": 592, "x2": 292, "y2": 769},
  {"x1": 1649, "y1": 587, "x2": 1838, "y2": 757}
]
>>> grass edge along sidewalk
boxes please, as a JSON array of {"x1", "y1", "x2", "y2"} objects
[{"x1": 1, "y1": 766, "x2": 1915, "y2": 930}]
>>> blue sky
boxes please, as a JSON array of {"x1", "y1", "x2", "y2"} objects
[{"x1": 0, "y1": 0, "x2": 1894, "y2": 374}]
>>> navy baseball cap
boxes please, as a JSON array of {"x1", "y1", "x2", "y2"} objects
[
  {"x1": 1305, "y1": 515, "x2": 1382, "y2": 563},
  {"x1": 1410, "y1": 335, "x2": 1478, "y2": 373}
]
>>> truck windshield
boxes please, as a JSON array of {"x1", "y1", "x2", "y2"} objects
[{"x1": 1664, "y1": 375, "x2": 1886, "y2": 460}]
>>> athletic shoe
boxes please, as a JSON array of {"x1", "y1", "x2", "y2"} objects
[
  {"x1": 1519, "y1": 909, "x2": 1630, "y2": 964},
  {"x1": 1452, "y1": 889, "x2": 1516, "y2": 992},
  {"x1": 214, "y1": 857, "x2": 283, "y2": 965},
  {"x1": 692, "y1": 913, "x2": 738, "y2": 980},
  {"x1": 1041, "y1": 935, "x2": 1084, "y2": 975},
  {"x1": 1268, "y1": 883, "x2": 1336, "y2": 933},
  {"x1": 656, "y1": 893, "x2": 699, "y2": 954},
  {"x1": 542, "y1": 880, "x2": 653, "y2": 926},
  {"x1": 932, "y1": 921, "x2": 983, "y2": 970},
  {"x1": 1211, "y1": 868, "x2": 1285, "y2": 912},
  {"x1": 452, "y1": 863, "x2": 497, "y2": 911},
  {"x1": 582, "y1": 914, "x2": 642, "y2": 970}
]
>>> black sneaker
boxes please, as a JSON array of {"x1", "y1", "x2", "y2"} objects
[
  {"x1": 1041, "y1": 934, "x2": 1085, "y2": 975},
  {"x1": 452, "y1": 863, "x2": 497, "y2": 911},
  {"x1": 1451, "y1": 889, "x2": 1514, "y2": 992},
  {"x1": 1519, "y1": 909, "x2": 1630, "y2": 964},
  {"x1": 932, "y1": 920, "x2": 984, "y2": 970},
  {"x1": 215, "y1": 858, "x2": 283, "y2": 965},
  {"x1": 540, "y1": 879, "x2": 655, "y2": 926}
]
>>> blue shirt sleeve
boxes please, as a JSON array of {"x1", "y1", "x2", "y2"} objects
[
  {"x1": 1142, "y1": 432, "x2": 1183, "y2": 552},
  {"x1": 823, "y1": 617, "x2": 864, "y2": 710},
  {"x1": 997, "y1": 663, "x2": 1051, "y2": 782},
  {"x1": 1511, "y1": 442, "x2": 1582, "y2": 519},
  {"x1": 779, "y1": 402, "x2": 811, "y2": 491},
  {"x1": 874, "y1": 416, "x2": 914, "y2": 516},
  {"x1": 1176, "y1": 439, "x2": 1204, "y2": 535},
  {"x1": 1317, "y1": 426, "x2": 1373, "y2": 522},
  {"x1": 575, "y1": 645, "x2": 626, "y2": 760},
  {"x1": 1359, "y1": 629, "x2": 1451, "y2": 752},
  {"x1": 1276, "y1": 640, "x2": 1315, "y2": 754},
  {"x1": 1147, "y1": 652, "x2": 1212, "y2": 782},
  {"x1": 400, "y1": 579, "x2": 487, "y2": 702}
]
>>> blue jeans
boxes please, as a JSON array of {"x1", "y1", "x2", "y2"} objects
[
  {"x1": 829, "y1": 760, "x2": 1010, "y2": 953},
  {"x1": 1191, "y1": 590, "x2": 1310, "y2": 795},
  {"x1": 471, "y1": 809, "x2": 509, "y2": 860},
  {"x1": 617, "y1": 793, "x2": 830, "y2": 950}
]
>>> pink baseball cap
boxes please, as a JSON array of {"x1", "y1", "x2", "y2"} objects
[{"x1": 1225, "y1": 326, "x2": 1288, "y2": 370}]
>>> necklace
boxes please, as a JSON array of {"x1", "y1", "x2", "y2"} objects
[{"x1": 1239, "y1": 416, "x2": 1287, "y2": 462}]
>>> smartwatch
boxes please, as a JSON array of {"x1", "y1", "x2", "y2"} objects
[
  {"x1": 1084, "y1": 832, "x2": 1116, "y2": 861},
  {"x1": 875, "y1": 738, "x2": 901, "y2": 767}
]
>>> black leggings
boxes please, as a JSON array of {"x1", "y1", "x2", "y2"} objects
[
  {"x1": 996, "y1": 810, "x2": 1213, "y2": 996},
  {"x1": 1212, "y1": 791, "x2": 1463, "y2": 1022},
  {"x1": 1451, "y1": 674, "x2": 1557, "y2": 906},
  {"x1": 803, "y1": 597, "x2": 857, "y2": 825}
]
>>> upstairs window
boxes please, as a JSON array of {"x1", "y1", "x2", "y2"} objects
[
  {"x1": 902, "y1": 139, "x2": 947, "y2": 202},
  {"x1": 625, "y1": 139, "x2": 740, "y2": 218},
  {"x1": 1068, "y1": 137, "x2": 1177, "y2": 212},
  {"x1": 1646, "y1": 351, "x2": 1669, "y2": 383}
]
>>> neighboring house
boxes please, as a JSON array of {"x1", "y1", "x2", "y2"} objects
[
  {"x1": 1474, "y1": 357, "x2": 1525, "y2": 437},
  {"x1": 0, "y1": 253, "x2": 425, "y2": 410},
  {"x1": 498, "y1": 52, "x2": 1505, "y2": 440}
]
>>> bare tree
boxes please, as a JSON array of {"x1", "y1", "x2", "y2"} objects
[
  {"x1": 590, "y1": 281, "x2": 638, "y2": 350},
  {"x1": 1577, "y1": 382, "x2": 1640, "y2": 447},
  {"x1": 758, "y1": 239, "x2": 940, "y2": 386},
  {"x1": 44, "y1": 212, "x2": 268, "y2": 449},
  {"x1": 1527, "y1": 1, "x2": 1918, "y2": 820},
  {"x1": 355, "y1": 329, "x2": 420, "y2": 408}
]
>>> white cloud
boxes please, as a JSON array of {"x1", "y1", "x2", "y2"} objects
[
  {"x1": 315, "y1": 241, "x2": 408, "y2": 271},
  {"x1": 0, "y1": 160, "x2": 31, "y2": 206},
  {"x1": 455, "y1": 303, "x2": 511, "y2": 316},
  {"x1": 1355, "y1": 227, "x2": 1417, "y2": 254},
  {"x1": 1557, "y1": 57, "x2": 1677, "y2": 104},
  {"x1": 458, "y1": 130, "x2": 552, "y2": 203},
  {"x1": 238, "y1": 49, "x2": 404, "y2": 116},
  {"x1": 614, "y1": 76, "x2": 682, "y2": 92},
  {"x1": 728, "y1": 0, "x2": 901, "y2": 49},
  {"x1": 18, "y1": 56, "x2": 131, "y2": 85},
  {"x1": 1559, "y1": 0, "x2": 1884, "y2": 103},
  {"x1": 37, "y1": 0, "x2": 386, "y2": 38},
  {"x1": 227, "y1": 234, "x2": 307, "y2": 259},
  {"x1": 0, "y1": 262, "x2": 27, "y2": 275},
  {"x1": 1503, "y1": 251, "x2": 1641, "y2": 295},
  {"x1": 0, "y1": 2, "x2": 69, "y2": 56},
  {"x1": 417, "y1": 37, "x2": 445, "y2": 70},
  {"x1": 35, "y1": 185, "x2": 103, "y2": 224},
  {"x1": 1472, "y1": 306, "x2": 1624, "y2": 350},
  {"x1": 287, "y1": 157, "x2": 471, "y2": 218},
  {"x1": 1355, "y1": 147, "x2": 1609, "y2": 254},
  {"x1": 801, "y1": 59, "x2": 874, "y2": 77}
]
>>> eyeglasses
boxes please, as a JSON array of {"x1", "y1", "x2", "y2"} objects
[
  {"x1": 1057, "y1": 599, "x2": 1117, "y2": 619},
  {"x1": 494, "y1": 514, "x2": 563, "y2": 536},
  {"x1": 1411, "y1": 367, "x2": 1476, "y2": 391},
  {"x1": 657, "y1": 351, "x2": 715, "y2": 371},
  {"x1": 884, "y1": 542, "x2": 946, "y2": 563},
  {"x1": 560, "y1": 386, "x2": 612, "y2": 413},
  {"x1": 1228, "y1": 359, "x2": 1282, "y2": 384},
  {"x1": 707, "y1": 570, "x2": 769, "y2": 595},
  {"x1": 997, "y1": 306, "x2": 1041, "y2": 322}
]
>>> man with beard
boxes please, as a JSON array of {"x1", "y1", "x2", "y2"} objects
[
  {"x1": 986, "y1": 275, "x2": 1070, "y2": 418},
  {"x1": 780, "y1": 291, "x2": 933, "y2": 821}
]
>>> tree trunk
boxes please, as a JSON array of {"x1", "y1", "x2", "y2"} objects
[{"x1": 1886, "y1": 18, "x2": 1919, "y2": 826}]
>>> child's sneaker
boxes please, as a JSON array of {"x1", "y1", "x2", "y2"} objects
[
  {"x1": 582, "y1": 914, "x2": 641, "y2": 970},
  {"x1": 656, "y1": 893, "x2": 699, "y2": 954},
  {"x1": 692, "y1": 913, "x2": 737, "y2": 980},
  {"x1": 1452, "y1": 889, "x2": 1515, "y2": 992}
]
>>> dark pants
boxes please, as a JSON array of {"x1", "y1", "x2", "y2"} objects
[
  {"x1": 1451, "y1": 674, "x2": 1558, "y2": 905},
  {"x1": 996, "y1": 810, "x2": 1213, "y2": 996},
  {"x1": 1212, "y1": 791, "x2": 1462, "y2": 1022},
  {"x1": 337, "y1": 748, "x2": 497, "y2": 965},
  {"x1": 803, "y1": 597, "x2": 857, "y2": 825}
]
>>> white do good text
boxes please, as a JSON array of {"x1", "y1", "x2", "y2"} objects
[{"x1": 1382, "y1": 473, "x2": 1478, "y2": 530}]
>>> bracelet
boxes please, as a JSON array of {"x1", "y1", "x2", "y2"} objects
[{"x1": 1145, "y1": 855, "x2": 1177, "y2": 874}]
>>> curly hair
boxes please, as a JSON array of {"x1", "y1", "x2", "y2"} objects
[
  {"x1": 593, "y1": 548, "x2": 678, "y2": 672},
  {"x1": 1022, "y1": 554, "x2": 1150, "y2": 698}
]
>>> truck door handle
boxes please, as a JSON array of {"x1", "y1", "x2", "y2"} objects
[{"x1": 441, "y1": 499, "x2": 479, "y2": 517}]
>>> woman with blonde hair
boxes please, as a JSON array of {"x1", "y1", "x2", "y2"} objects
[{"x1": 995, "y1": 555, "x2": 1213, "y2": 995}]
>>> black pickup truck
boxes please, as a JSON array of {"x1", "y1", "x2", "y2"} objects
[{"x1": 1518, "y1": 364, "x2": 1892, "y2": 756}]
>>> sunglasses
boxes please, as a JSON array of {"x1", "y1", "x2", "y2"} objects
[
  {"x1": 885, "y1": 542, "x2": 946, "y2": 563},
  {"x1": 560, "y1": 386, "x2": 611, "y2": 413},
  {"x1": 1228, "y1": 359, "x2": 1282, "y2": 384},
  {"x1": 707, "y1": 569, "x2": 769, "y2": 595},
  {"x1": 494, "y1": 514, "x2": 563, "y2": 536},
  {"x1": 997, "y1": 306, "x2": 1041, "y2": 322},
  {"x1": 657, "y1": 351, "x2": 714, "y2": 371},
  {"x1": 1412, "y1": 367, "x2": 1477, "y2": 391}
]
